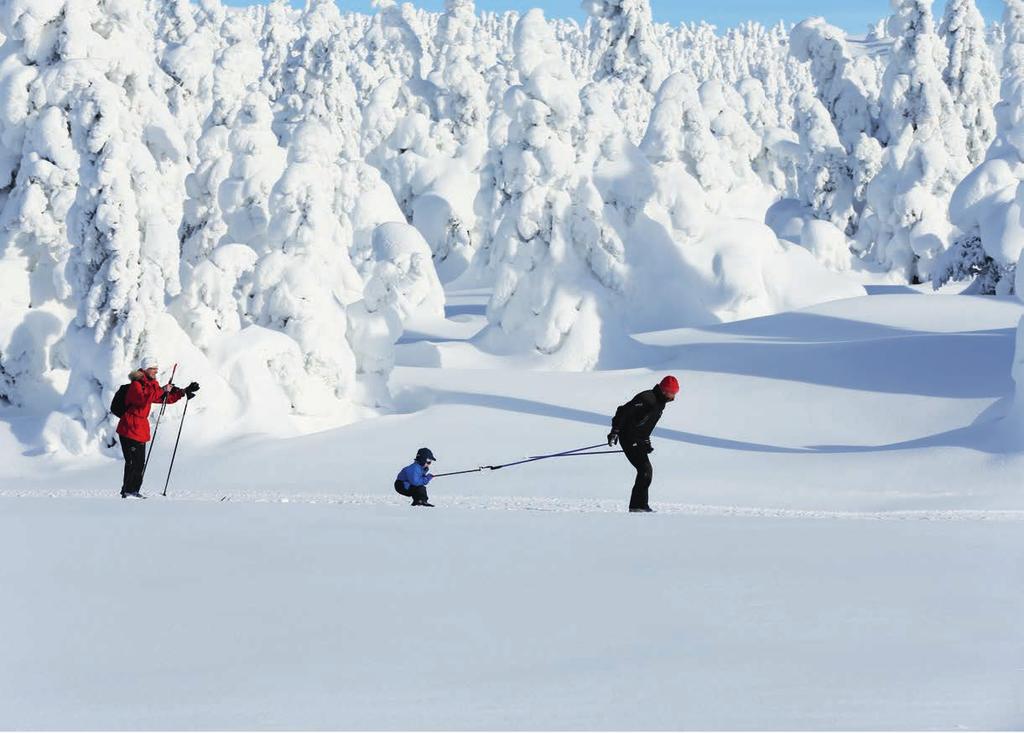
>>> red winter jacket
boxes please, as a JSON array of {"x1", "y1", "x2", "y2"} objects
[{"x1": 116, "y1": 371, "x2": 184, "y2": 443}]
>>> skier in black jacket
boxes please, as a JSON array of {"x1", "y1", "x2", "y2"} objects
[{"x1": 608, "y1": 376, "x2": 680, "y2": 512}]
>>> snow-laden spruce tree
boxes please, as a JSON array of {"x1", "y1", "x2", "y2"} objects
[
  {"x1": 0, "y1": 0, "x2": 189, "y2": 451},
  {"x1": 630, "y1": 68, "x2": 864, "y2": 327},
  {"x1": 789, "y1": 17, "x2": 878, "y2": 153},
  {"x1": 384, "y1": 0, "x2": 494, "y2": 283},
  {"x1": 570, "y1": 82, "x2": 631, "y2": 265},
  {"x1": 582, "y1": 0, "x2": 667, "y2": 144},
  {"x1": 351, "y1": 0, "x2": 431, "y2": 107},
  {"x1": 209, "y1": 12, "x2": 264, "y2": 122},
  {"x1": 792, "y1": 91, "x2": 856, "y2": 240},
  {"x1": 640, "y1": 73, "x2": 725, "y2": 197},
  {"x1": 936, "y1": 0, "x2": 1024, "y2": 294},
  {"x1": 273, "y1": 0, "x2": 360, "y2": 157},
  {"x1": 220, "y1": 91, "x2": 286, "y2": 255},
  {"x1": 362, "y1": 222, "x2": 445, "y2": 328},
  {"x1": 428, "y1": 0, "x2": 489, "y2": 149},
  {"x1": 271, "y1": 0, "x2": 404, "y2": 276},
  {"x1": 789, "y1": 17, "x2": 885, "y2": 235},
  {"x1": 348, "y1": 222, "x2": 446, "y2": 393},
  {"x1": 178, "y1": 7, "x2": 271, "y2": 270},
  {"x1": 939, "y1": 0, "x2": 998, "y2": 166},
  {"x1": 179, "y1": 126, "x2": 231, "y2": 267},
  {"x1": 482, "y1": 9, "x2": 628, "y2": 369},
  {"x1": 875, "y1": 0, "x2": 966, "y2": 155},
  {"x1": 736, "y1": 77, "x2": 777, "y2": 134},
  {"x1": 860, "y1": 0, "x2": 970, "y2": 282},
  {"x1": 259, "y1": 0, "x2": 299, "y2": 106},
  {"x1": 242, "y1": 121, "x2": 369, "y2": 412},
  {"x1": 357, "y1": 0, "x2": 448, "y2": 244},
  {"x1": 146, "y1": 0, "x2": 222, "y2": 168},
  {"x1": 697, "y1": 80, "x2": 762, "y2": 191},
  {"x1": 174, "y1": 89, "x2": 286, "y2": 352}
]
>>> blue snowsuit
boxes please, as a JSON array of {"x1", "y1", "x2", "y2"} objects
[{"x1": 395, "y1": 462, "x2": 433, "y2": 504}]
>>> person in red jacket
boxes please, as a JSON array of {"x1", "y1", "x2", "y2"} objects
[{"x1": 115, "y1": 356, "x2": 197, "y2": 498}]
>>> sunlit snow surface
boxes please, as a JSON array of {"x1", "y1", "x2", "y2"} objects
[
  {"x1": 2, "y1": 291, "x2": 1023, "y2": 729},
  {"x1": 2, "y1": 497, "x2": 1022, "y2": 730}
]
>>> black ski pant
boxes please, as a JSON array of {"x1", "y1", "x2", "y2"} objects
[
  {"x1": 623, "y1": 440, "x2": 653, "y2": 510},
  {"x1": 120, "y1": 435, "x2": 146, "y2": 495},
  {"x1": 394, "y1": 480, "x2": 429, "y2": 504}
]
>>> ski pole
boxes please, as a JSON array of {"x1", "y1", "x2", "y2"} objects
[
  {"x1": 143, "y1": 362, "x2": 177, "y2": 481},
  {"x1": 162, "y1": 396, "x2": 190, "y2": 497}
]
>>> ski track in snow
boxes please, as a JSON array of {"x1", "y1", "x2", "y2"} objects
[{"x1": 2, "y1": 489, "x2": 1023, "y2": 522}]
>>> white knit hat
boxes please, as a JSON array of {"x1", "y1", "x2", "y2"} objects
[{"x1": 141, "y1": 355, "x2": 159, "y2": 369}]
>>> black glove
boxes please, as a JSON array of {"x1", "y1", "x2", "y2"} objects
[
  {"x1": 642, "y1": 439, "x2": 653, "y2": 454},
  {"x1": 184, "y1": 381, "x2": 200, "y2": 399},
  {"x1": 607, "y1": 430, "x2": 619, "y2": 447}
]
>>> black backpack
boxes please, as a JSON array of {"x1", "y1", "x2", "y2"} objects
[{"x1": 110, "y1": 384, "x2": 130, "y2": 418}]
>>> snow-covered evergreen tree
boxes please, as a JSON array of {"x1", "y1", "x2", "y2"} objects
[
  {"x1": 243, "y1": 121, "x2": 365, "y2": 410},
  {"x1": 697, "y1": 80, "x2": 761, "y2": 190},
  {"x1": 483, "y1": 9, "x2": 626, "y2": 369},
  {"x1": 939, "y1": 0, "x2": 998, "y2": 166},
  {"x1": 792, "y1": 91, "x2": 856, "y2": 235},
  {"x1": 583, "y1": 0, "x2": 667, "y2": 143},
  {"x1": 363, "y1": 222, "x2": 445, "y2": 328},
  {"x1": 789, "y1": 17, "x2": 877, "y2": 153},
  {"x1": 174, "y1": 88, "x2": 286, "y2": 353},
  {"x1": 789, "y1": 17, "x2": 882, "y2": 235},
  {"x1": 178, "y1": 0, "x2": 271, "y2": 272},
  {"x1": 273, "y1": 0, "x2": 360, "y2": 156},
  {"x1": 347, "y1": 221, "x2": 446, "y2": 391},
  {"x1": 179, "y1": 126, "x2": 231, "y2": 268},
  {"x1": 938, "y1": 0, "x2": 1024, "y2": 294},
  {"x1": 220, "y1": 91, "x2": 286, "y2": 255},
  {"x1": 272, "y1": 0, "x2": 404, "y2": 275},
  {"x1": 0, "y1": 0, "x2": 187, "y2": 451},
  {"x1": 640, "y1": 73, "x2": 724, "y2": 195},
  {"x1": 258, "y1": 0, "x2": 298, "y2": 105},
  {"x1": 429, "y1": 0, "x2": 490, "y2": 148},
  {"x1": 351, "y1": 0, "x2": 431, "y2": 106},
  {"x1": 147, "y1": 0, "x2": 222, "y2": 168},
  {"x1": 861, "y1": 0, "x2": 970, "y2": 282}
]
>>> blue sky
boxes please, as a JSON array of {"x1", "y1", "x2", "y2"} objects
[{"x1": 221, "y1": 0, "x2": 1005, "y2": 33}]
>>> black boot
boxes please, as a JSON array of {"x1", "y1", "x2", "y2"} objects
[{"x1": 629, "y1": 506, "x2": 653, "y2": 513}]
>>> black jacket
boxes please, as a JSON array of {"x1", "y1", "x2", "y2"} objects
[{"x1": 612, "y1": 387, "x2": 668, "y2": 442}]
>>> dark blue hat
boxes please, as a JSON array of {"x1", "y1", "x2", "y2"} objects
[{"x1": 415, "y1": 447, "x2": 436, "y2": 463}]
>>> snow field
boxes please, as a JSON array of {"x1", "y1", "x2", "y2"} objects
[
  {"x1": 0, "y1": 0, "x2": 1022, "y2": 726},
  {"x1": 2, "y1": 293, "x2": 1022, "y2": 514},
  {"x1": 2, "y1": 497, "x2": 1022, "y2": 730}
]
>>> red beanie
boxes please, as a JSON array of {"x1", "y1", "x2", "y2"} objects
[{"x1": 659, "y1": 375, "x2": 680, "y2": 396}]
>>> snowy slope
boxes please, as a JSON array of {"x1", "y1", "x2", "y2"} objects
[
  {"x1": 2, "y1": 498, "x2": 1022, "y2": 730},
  {"x1": 1, "y1": 2, "x2": 1022, "y2": 727},
  {"x1": 3, "y1": 290, "x2": 1023, "y2": 730},
  {"x1": 3, "y1": 292, "x2": 1021, "y2": 513}
]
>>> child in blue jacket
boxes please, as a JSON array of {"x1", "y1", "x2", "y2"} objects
[{"x1": 395, "y1": 448, "x2": 436, "y2": 507}]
